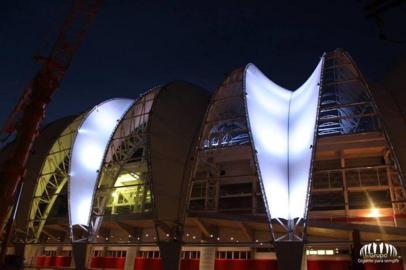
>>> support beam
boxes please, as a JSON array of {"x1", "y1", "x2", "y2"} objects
[
  {"x1": 158, "y1": 241, "x2": 182, "y2": 270},
  {"x1": 155, "y1": 221, "x2": 172, "y2": 236},
  {"x1": 238, "y1": 222, "x2": 254, "y2": 242},
  {"x1": 274, "y1": 241, "x2": 304, "y2": 270},
  {"x1": 98, "y1": 227, "x2": 111, "y2": 240},
  {"x1": 309, "y1": 220, "x2": 406, "y2": 236},
  {"x1": 53, "y1": 224, "x2": 70, "y2": 233},
  {"x1": 191, "y1": 218, "x2": 211, "y2": 238},
  {"x1": 351, "y1": 230, "x2": 363, "y2": 270},
  {"x1": 116, "y1": 222, "x2": 142, "y2": 238},
  {"x1": 401, "y1": 247, "x2": 406, "y2": 270},
  {"x1": 41, "y1": 229, "x2": 59, "y2": 241},
  {"x1": 72, "y1": 242, "x2": 88, "y2": 270}
]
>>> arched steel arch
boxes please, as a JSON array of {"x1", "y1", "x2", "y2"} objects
[
  {"x1": 89, "y1": 88, "x2": 159, "y2": 239},
  {"x1": 318, "y1": 49, "x2": 406, "y2": 217},
  {"x1": 243, "y1": 60, "x2": 323, "y2": 270},
  {"x1": 187, "y1": 58, "x2": 324, "y2": 270},
  {"x1": 86, "y1": 82, "x2": 210, "y2": 237},
  {"x1": 187, "y1": 67, "x2": 258, "y2": 216},
  {"x1": 24, "y1": 115, "x2": 84, "y2": 243},
  {"x1": 68, "y1": 98, "x2": 135, "y2": 233},
  {"x1": 65, "y1": 82, "x2": 209, "y2": 269}
]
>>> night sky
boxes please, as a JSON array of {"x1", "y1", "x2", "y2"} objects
[{"x1": 1, "y1": 0, "x2": 405, "y2": 127}]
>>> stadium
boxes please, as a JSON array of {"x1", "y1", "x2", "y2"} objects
[{"x1": 1, "y1": 49, "x2": 405, "y2": 270}]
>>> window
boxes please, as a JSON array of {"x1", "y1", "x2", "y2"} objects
[
  {"x1": 93, "y1": 250, "x2": 103, "y2": 257},
  {"x1": 106, "y1": 250, "x2": 127, "y2": 257},
  {"x1": 61, "y1": 250, "x2": 72, "y2": 257},
  {"x1": 138, "y1": 251, "x2": 160, "y2": 258},
  {"x1": 310, "y1": 191, "x2": 345, "y2": 211},
  {"x1": 216, "y1": 251, "x2": 251, "y2": 260},
  {"x1": 306, "y1": 249, "x2": 335, "y2": 256},
  {"x1": 226, "y1": 251, "x2": 232, "y2": 259},
  {"x1": 182, "y1": 251, "x2": 200, "y2": 259},
  {"x1": 43, "y1": 250, "x2": 57, "y2": 256},
  {"x1": 348, "y1": 190, "x2": 391, "y2": 209}
]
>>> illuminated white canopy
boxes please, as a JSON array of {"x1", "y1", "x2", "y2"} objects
[
  {"x1": 245, "y1": 58, "x2": 323, "y2": 220},
  {"x1": 68, "y1": 98, "x2": 134, "y2": 227}
]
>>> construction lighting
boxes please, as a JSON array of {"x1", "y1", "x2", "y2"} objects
[{"x1": 368, "y1": 207, "x2": 381, "y2": 218}]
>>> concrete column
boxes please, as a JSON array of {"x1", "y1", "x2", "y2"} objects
[
  {"x1": 301, "y1": 249, "x2": 307, "y2": 270},
  {"x1": 274, "y1": 241, "x2": 304, "y2": 270},
  {"x1": 199, "y1": 247, "x2": 216, "y2": 270},
  {"x1": 13, "y1": 243, "x2": 24, "y2": 261},
  {"x1": 351, "y1": 230, "x2": 364, "y2": 270},
  {"x1": 401, "y1": 247, "x2": 406, "y2": 270},
  {"x1": 72, "y1": 243, "x2": 88, "y2": 270},
  {"x1": 24, "y1": 244, "x2": 42, "y2": 267},
  {"x1": 158, "y1": 241, "x2": 182, "y2": 270},
  {"x1": 125, "y1": 246, "x2": 139, "y2": 270},
  {"x1": 55, "y1": 245, "x2": 63, "y2": 256},
  {"x1": 340, "y1": 155, "x2": 350, "y2": 219}
]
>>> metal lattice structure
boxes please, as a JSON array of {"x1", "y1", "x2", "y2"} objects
[
  {"x1": 2, "y1": 48, "x2": 405, "y2": 270},
  {"x1": 25, "y1": 115, "x2": 84, "y2": 243},
  {"x1": 310, "y1": 49, "x2": 406, "y2": 225},
  {"x1": 188, "y1": 68, "x2": 265, "y2": 217},
  {"x1": 89, "y1": 89, "x2": 158, "y2": 239},
  {"x1": 188, "y1": 49, "x2": 406, "y2": 251},
  {"x1": 318, "y1": 50, "x2": 380, "y2": 136}
]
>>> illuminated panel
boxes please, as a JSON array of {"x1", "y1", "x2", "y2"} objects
[
  {"x1": 288, "y1": 60, "x2": 323, "y2": 219},
  {"x1": 68, "y1": 98, "x2": 134, "y2": 227},
  {"x1": 245, "y1": 65, "x2": 291, "y2": 219},
  {"x1": 245, "y1": 59, "x2": 323, "y2": 220}
]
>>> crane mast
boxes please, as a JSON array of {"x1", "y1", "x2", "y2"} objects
[{"x1": 0, "y1": 0, "x2": 101, "y2": 263}]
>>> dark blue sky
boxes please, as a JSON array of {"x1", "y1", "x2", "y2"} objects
[{"x1": 1, "y1": 0, "x2": 405, "y2": 126}]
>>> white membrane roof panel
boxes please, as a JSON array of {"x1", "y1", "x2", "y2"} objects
[
  {"x1": 245, "y1": 58, "x2": 323, "y2": 220},
  {"x1": 68, "y1": 98, "x2": 134, "y2": 227},
  {"x1": 288, "y1": 60, "x2": 323, "y2": 219}
]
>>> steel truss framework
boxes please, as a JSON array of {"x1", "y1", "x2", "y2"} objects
[
  {"x1": 188, "y1": 68, "x2": 264, "y2": 218},
  {"x1": 188, "y1": 49, "x2": 406, "y2": 248},
  {"x1": 23, "y1": 90, "x2": 159, "y2": 243},
  {"x1": 11, "y1": 49, "x2": 406, "y2": 254},
  {"x1": 318, "y1": 50, "x2": 380, "y2": 136},
  {"x1": 25, "y1": 115, "x2": 84, "y2": 243},
  {"x1": 88, "y1": 89, "x2": 158, "y2": 241},
  {"x1": 311, "y1": 49, "x2": 406, "y2": 220}
]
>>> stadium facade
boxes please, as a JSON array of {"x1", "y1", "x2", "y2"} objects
[{"x1": 1, "y1": 49, "x2": 406, "y2": 270}]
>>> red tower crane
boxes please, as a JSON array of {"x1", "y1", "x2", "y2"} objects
[{"x1": 0, "y1": 0, "x2": 101, "y2": 264}]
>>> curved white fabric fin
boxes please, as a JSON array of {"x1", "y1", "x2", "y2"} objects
[
  {"x1": 68, "y1": 98, "x2": 134, "y2": 227},
  {"x1": 245, "y1": 58, "x2": 323, "y2": 220}
]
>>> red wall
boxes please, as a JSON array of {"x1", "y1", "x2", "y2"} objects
[
  {"x1": 133, "y1": 258, "x2": 278, "y2": 270},
  {"x1": 308, "y1": 260, "x2": 404, "y2": 270},
  {"x1": 364, "y1": 262, "x2": 404, "y2": 270},
  {"x1": 134, "y1": 258, "x2": 199, "y2": 270},
  {"x1": 36, "y1": 256, "x2": 403, "y2": 270},
  {"x1": 307, "y1": 260, "x2": 350, "y2": 270},
  {"x1": 36, "y1": 256, "x2": 71, "y2": 268},
  {"x1": 134, "y1": 258, "x2": 162, "y2": 270},
  {"x1": 215, "y1": 259, "x2": 278, "y2": 270},
  {"x1": 90, "y1": 256, "x2": 126, "y2": 269},
  {"x1": 181, "y1": 259, "x2": 200, "y2": 270}
]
